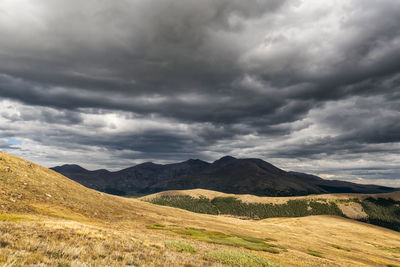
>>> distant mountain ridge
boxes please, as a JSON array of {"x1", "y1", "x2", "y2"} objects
[{"x1": 51, "y1": 156, "x2": 396, "y2": 196}]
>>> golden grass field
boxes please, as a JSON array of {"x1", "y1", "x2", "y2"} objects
[{"x1": 1, "y1": 152, "x2": 400, "y2": 266}]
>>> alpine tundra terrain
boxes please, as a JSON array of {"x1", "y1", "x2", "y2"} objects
[{"x1": 1, "y1": 152, "x2": 400, "y2": 266}]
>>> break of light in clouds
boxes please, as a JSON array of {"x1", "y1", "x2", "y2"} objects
[{"x1": 0, "y1": 0, "x2": 399, "y2": 187}]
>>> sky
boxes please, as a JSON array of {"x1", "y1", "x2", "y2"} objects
[{"x1": 0, "y1": 0, "x2": 399, "y2": 187}]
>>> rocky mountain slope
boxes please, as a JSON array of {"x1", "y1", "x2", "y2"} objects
[{"x1": 52, "y1": 156, "x2": 396, "y2": 196}]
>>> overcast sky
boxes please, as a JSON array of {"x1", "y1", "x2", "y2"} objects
[{"x1": 1, "y1": 0, "x2": 400, "y2": 187}]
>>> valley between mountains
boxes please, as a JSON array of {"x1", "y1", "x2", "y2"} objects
[{"x1": 1, "y1": 152, "x2": 400, "y2": 266}]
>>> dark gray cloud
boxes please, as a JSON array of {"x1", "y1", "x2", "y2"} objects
[{"x1": 0, "y1": 0, "x2": 399, "y2": 186}]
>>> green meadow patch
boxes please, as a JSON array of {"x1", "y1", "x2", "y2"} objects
[
  {"x1": 164, "y1": 240, "x2": 197, "y2": 254},
  {"x1": 0, "y1": 214, "x2": 27, "y2": 222},
  {"x1": 147, "y1": 225, "x2": 286, "y2": 254},
  {"x1": 204, "y1": 250, "x2": 284, "y2": 267}
]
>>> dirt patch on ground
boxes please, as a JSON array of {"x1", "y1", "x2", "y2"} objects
[{"x1": 338, "y1": 202, "x2": 368, "y2": 220}]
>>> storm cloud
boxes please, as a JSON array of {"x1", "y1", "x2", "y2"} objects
[{"x1": 0, "y1": 0, "x2": 399, "y2": 186}]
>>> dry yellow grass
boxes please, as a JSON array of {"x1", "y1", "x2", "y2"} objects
[
  {"x1": 1, "y1": 152, "x2": 400, "y2": 266},
  {"x1": 337, "y1": 202, "x2": 368, "y2": 219}
]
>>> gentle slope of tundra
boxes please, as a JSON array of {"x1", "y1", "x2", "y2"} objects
[{"x1": 1, "y1": 152, "x2": 400, "y2": 266}]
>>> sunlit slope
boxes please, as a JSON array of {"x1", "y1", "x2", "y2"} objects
[
  {"x1": 0, "y1": 152, "x2": 145, "y2": 220},
  {"x1": 1, "y1": 152, "x2": 400, "y2": 266},
  {"x1": 142, "y1": 188, "x2": 400, "y2": 203},
  {"x1": 143, "y1": 189, "x2": 400, "y2": 231}
]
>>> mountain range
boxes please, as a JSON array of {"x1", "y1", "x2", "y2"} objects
[{"x1": 51, "y1": 156, "x2": 396, "y2": 196}]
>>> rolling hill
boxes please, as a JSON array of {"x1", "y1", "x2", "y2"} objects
[
  {"x1": 1, "y1": 152, "x2": 400, "y2": 266},
  {"x1": 52, "y1": 156, "x2": 396, "y2": 197},
  {"x1": 142, "y1": 189, "x2": 400, "y2": 231}
]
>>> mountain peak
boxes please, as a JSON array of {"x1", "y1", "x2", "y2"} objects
[
  {"x1": 52, "y1": 164, "x2": 88, "y2": 172},
  {"x1": 215, "y1": 155, "x2": 236, "y2": 162},
  {"x1": 185, "y1": 159, "x2": 209, "y2": 165},
  {"x1": 138, "y1": 161, "x2": 156, "y2": 166},
  {"x1": 210, "y1": 156, "x2": 237, "y2": 168}
]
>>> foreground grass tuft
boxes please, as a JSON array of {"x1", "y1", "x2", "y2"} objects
[
  {"x1": 0, "y1": 220, "x2": 194, "y2": 266},
  {"x1": 375, "y1": 245, "x2": 400, "y2": 254},
  {"x1": 330, "y1": 244, "x2": 351, "y2": 252},
  {"x1": 307, "y1": 249, "x2": 324, "y2": 258},
  {"x1": 146, "y1": 223, "x2": 166, "y2": 230},
  {"x1": 203, "y1": 250, "x2": 284, "y2": 267},
  {"x1": 165, "y1": 240, "x2": 197, "y2": 254},
  {"x1": 0, "y1": 214, "x2": 27, "y2": 222},
  {"x1": 57, "y1": 262, "x2": 71, "y2": 267},
  {"x1": 0, "y1": 241, "x2": 10, "y2": 248}
]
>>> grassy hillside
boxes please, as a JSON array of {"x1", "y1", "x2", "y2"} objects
[
  {"x1": 143, "y1": 189, "x2": 400, "y2": 232},
  {"x1": 360, "y1": 197, "x2": 400, "y2": 231},
  {"x1": 145, "y1": 195, "x2": 344, "y2": 218},
  {"x1": 1, "y1": 152, "x2": 400, "y2": 266}
]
